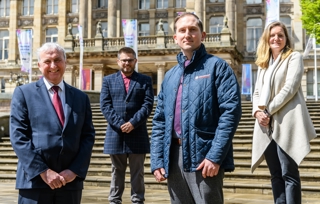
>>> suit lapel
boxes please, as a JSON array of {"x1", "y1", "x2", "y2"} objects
[
  {"x1": 64, "y1": 82, "x2": 74, "y2": 130},
  {"x1": 127, "y1": 72, "x2": 138, "y2": 98},
  {"x1": 116, "y1": 71, "x2": 126, "y2": 97},
  {"x1": 36, "y1": 78, "x2": 62, "y2": 128}
]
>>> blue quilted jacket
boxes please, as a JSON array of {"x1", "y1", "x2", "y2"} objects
[{"x1": 150, "y1": 44, "x2": 241, "y2": 176}]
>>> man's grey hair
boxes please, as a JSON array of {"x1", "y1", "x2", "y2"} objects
[{"x1": 37, "y1": 43, "x2": 66, "y2": 62}]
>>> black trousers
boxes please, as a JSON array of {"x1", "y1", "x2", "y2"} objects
[{"x1": 18, "y1": 188, "x2": 82, "y2": 204}]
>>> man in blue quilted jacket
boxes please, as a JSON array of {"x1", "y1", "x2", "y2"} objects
[{"x1": 150, "y1": 12, "x2": 241, "y2": 204}]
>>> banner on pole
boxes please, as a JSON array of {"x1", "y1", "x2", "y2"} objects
[
  {"x1": 265, "y1": 0, "x2": 279, "y2": 28},
  {"x1": 78, "y1": 25, "x2": 84, "y2": 90},
  {"x1": 241, "y1": 64, "x2": 252, "y2": 95},
  {"x1": 17, "y1": 29, "x2": 33, "y2": 73},
  {"x1": 303, "y1": 34, "x2": 314, "y2": 58},
  {"x1": 82, "y1": 69, "x2": 92, "y2": 90},
  {"x1": 122, "y1": 19, "x2": 138, "y2": 71}
]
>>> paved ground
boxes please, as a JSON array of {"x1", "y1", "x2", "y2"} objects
[{"x1": 1, "y1": 181, "x2": 320, "y2": 204}]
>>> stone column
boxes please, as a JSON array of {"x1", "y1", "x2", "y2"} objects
[
  {"x1": 156, "y1": 62, "x2": 166, "y2": 95},
  {"x1": 87, "y1": 0, "x2": 92, "y2": 38},
  {"x1": 167, "y1": 8, "x2": 175, "y2": 35},
  {"x1": 93, "y1": 64, "x2": 104, "y2": 91},
  {"x1": 33, "y1": 0, "x2": 43, "y2": 60},
  {"x1": 64, "y1": 65, "x2": 75, "y2": 86},
  {"x1": 79, "y1": 0, "x2": 88, "y2": 38},
  {"x1": 293, "y1": 0, "x2": 303, "y2": 51},
  {"x1": 225, "y1": 0, "x2": 235, "y2": 40},
  {"x1": 194, "y1": 0, "x2": 204, "y2": 23},
  {"x1": 186, "y1": 0, "x2": 194, "y2": 12},
  {"x1": 8, "y1": 0, "x2": 19, "y2": 64},
  {"x1": 58, "y1": 0, "x2": 67, "y2": 46},
  {"x1": 149, "y1": 9, "x2": 156, "y2": 35},
  {"x1": 108, "y1": 0, "x2": 117, "y2": 37}
]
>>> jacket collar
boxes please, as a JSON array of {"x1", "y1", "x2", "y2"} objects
[{"x1": 176, "y1": 43, "x2": 207, "y2": 69}]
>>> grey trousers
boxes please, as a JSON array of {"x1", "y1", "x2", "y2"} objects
[
  {"x1": 109, "y1": 154, "x2": 146, "y2": 204},
  {"x1": 167, "y1": 143, "x2": 224, "y2": 204}
]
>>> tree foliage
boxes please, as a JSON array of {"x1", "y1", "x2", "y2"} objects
[{"x1": 300, "y1": 0, "x2": 320, "y2": 43}]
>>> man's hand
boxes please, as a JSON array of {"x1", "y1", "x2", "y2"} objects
[
  {"x1": 59, "y1": 169, "x2": 77, "y2": 183},
  {"x1": 153, "y1": 168, "x2": 166, "y2": 182},
  {"x1": 121, "y1": 122, "x2": 134, "y2": 133},
  {"x1": 40, "y1": 169, "x2": 66, "y2": 189},
  {"x1": 196, "y1": 159, "x2": 220, "y2": 178}
]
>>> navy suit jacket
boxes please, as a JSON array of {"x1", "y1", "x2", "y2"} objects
[
  {"x1": 100, "y1": 71, "x2": 154, "y2": 154},
  {"x1": 10, "y1": 78, "x2": 95, "y2": 190}
]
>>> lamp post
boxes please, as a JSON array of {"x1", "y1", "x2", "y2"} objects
[{"x1": 314, "y1": 23, "x2": 320, "y2": 101}]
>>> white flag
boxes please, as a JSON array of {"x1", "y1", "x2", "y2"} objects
[
  {"x1": 303, "y1": 34, "x2": 314, "y2": 58},
  {"x1": 17, "y1": 29, "x2": 33, "y2": 73}
]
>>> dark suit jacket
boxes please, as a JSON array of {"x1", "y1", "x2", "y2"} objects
[
  {"x1": 10, "y1": 78, "x2": 95, "y2": 190},
  {"x1": 100, "y1": 71, "x2": 154, "y2": 154}
]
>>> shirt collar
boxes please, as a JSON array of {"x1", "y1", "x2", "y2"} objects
[{"x1": 43, "y1": 77, "x2": 65, "y2": 92}]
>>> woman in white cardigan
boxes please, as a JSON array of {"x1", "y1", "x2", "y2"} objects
[{"x1": 252, "y1": 21, "x2": 316, "y2": 204}]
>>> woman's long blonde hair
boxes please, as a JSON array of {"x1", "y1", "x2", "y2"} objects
[{"x1": 255, "y1": 21, "x2": 293, "y2": 69}]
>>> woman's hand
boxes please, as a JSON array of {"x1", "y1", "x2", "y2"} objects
[{"x1": 254, "y1": 111, "x2": 270, "y2": 127}]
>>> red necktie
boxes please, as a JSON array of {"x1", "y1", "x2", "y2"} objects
[{"x1": 52, "y1": 86, "x2": 65, "y2": 126}]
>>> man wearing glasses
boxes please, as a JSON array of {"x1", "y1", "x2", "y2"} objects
[{"x1": 100, "y1": 47, "x2": 154, "y2": 204}]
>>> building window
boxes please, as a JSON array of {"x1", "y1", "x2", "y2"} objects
[
  {"x1": 246, "y1": 18, "x2": 262, "y2": 52},
  {"x1": 157, "y1": 0, "x2": 168, "y2": 9},
  {"x1": 246, "y1": 0, "x2": 262, "y2": 3},
  {"x1": 0, "y1": 0, "x2": 10, "y2": 17},
  {"x1": 45, "y1": 28, "x2": 58, "y2": 42},
  {"x1": 0, "y1": 30, "x2": 9, "y2": 60},
  {"x1": 209, "y1": 0, "x2": 225, "y2": 2},
  {"x1": 139, "y1": 0, "x2": 150, "y2": 9},
  {"x1": 209, "y1": 16, "x2": 223, "y2": 33},
  {"x1": 72, "y1": 26, "x2": 79, "y2": 39},
  {"x1": 98, "y1": 0, "x2": 108, "y2": 8},
  {"x1": 71, "y1": 0, "x2": 79, "y2": 13},
  {"x1": 307, "y1": 69, "x2": 320, "y2": 97},
  {"x1": 176, "y1": 0, "x2": 186, "y2": 8},
  {"x1": 280, "y1": 0, "x2": 290, "y2": 2},
  {"x1": 23, "y1": 0, "x2": 34, "y2": 16},
  {"x1": 139, "y1": 23, "x2": 150, "y2": 36},
  {"x1": 156, "y1": 21, "x2": 168, "y2": 35},
  {"x1": 280, "y1": 16, "x2": 291, "y2": 39},
  {"x1": 47, "y1": 0, "x2": 58, "y2": 15},
  {"x1": 100, "y1": 22, "x2": 108, "y2": 37}
]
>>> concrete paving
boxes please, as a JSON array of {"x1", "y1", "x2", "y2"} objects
[{"x1": 1, "y1": 181, "x2": 320, "y2": 204}]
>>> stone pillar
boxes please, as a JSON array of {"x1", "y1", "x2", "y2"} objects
[
  {"x1": 149, "y1": 9, "x2": 156, "y2": 35},
  {"x1": 156, "y1": 62, "x2": 166, "y2": 95},
  {"x1": 33, "y1": 0, "x2": 43, "y2": 60},
  {"x1": 79, "y1": 0, "x2": 88, "y2": 38},
  {"x1": 186, "y1": 0, "x2": 194, "y2": 12},
  {"x1": 194, "y1": 0, "x2": 204, "y2": 23},
  {"x1": 64, "y1": 65, "x2": 75, "y2": 86},
  {"x1": 87, "y1": 0, "x2": 92, "y2": 38},
  {"x1": 108, "y1": 0, "x2": 117, "y2": 37},
  {"x1": 8, "y1": 0, "x2": 19, "y2": 64},
  {"x1": 293, "y1": 0, "x2": 303, "y2": 51},
  {"x1": 58, "y1": 0, "x2": 67, "y2": 46},
  {"x1": 225, "y1": 0, "x2": 235, "y2": 40},
  {"x1": 167, "y1": 8, "x2": 175, "y2": 35},
  {"x1": 93, "y1": 64, "x2": 104, "y2": 91}
]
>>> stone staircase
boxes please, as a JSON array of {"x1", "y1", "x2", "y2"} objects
[{"x1": 1, "y1": 101, "x2": 320, "y2": 196}]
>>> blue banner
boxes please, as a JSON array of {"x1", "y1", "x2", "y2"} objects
[{"x1": 241, "y1": 64, "x2": 252, "y2": 95}]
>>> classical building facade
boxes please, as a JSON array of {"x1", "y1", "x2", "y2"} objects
[{"x1": 0, "y1": 0, "x2": 317, "y2": 99}]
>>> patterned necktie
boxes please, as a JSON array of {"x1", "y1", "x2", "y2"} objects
[{"x1": 52, "y1": 86, "x2": 65, "y2": 126}]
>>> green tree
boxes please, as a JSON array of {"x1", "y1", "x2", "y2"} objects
[{"x1": 301, "y1": 0, "x2": 320, "y2": 43}]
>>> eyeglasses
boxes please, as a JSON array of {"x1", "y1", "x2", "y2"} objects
[{"x1": 119, "y1": 59, "x2": 136, "y2": 64}]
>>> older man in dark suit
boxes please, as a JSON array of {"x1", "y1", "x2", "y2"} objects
[
  {"x1": 10, "y1": 43, "x2": 95, "y2": 204},
  {"x1": 100, "y1": 47, "x2": 154, "y2": 204}
]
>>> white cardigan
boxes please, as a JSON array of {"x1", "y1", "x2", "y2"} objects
[{"x1": 251, "y1": 51, "x2": 317, "y2": 172}]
